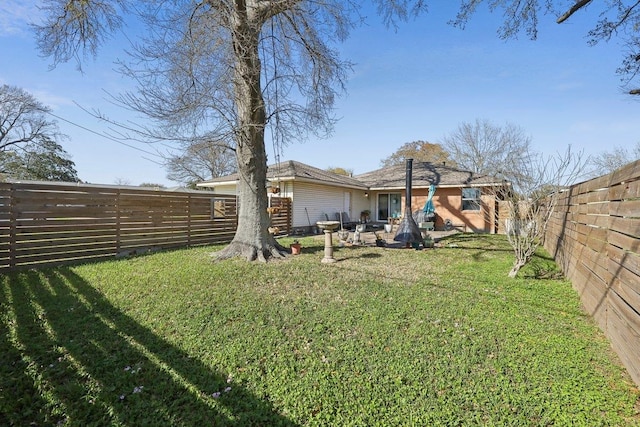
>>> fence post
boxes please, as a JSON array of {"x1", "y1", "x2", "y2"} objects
[
  {"x1": 116, "y1": 188, "x2": 121, "y2": 255},
  {"x1": 286, "y1": 198, "x2": 292, "y2": 235},
  {"x1": 187, "y1": 194, "x2": 192, "y2": 247},
  {"x1": 9, "y1": 184, "x2": 16, "y2": 270}
]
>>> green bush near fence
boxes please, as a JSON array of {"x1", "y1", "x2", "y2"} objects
[{"x1": 1, "y1": 234, "x2": 638, "y2": 426}]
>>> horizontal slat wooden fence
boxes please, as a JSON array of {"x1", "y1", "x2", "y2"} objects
[
  {"x1": 544, "y1": 159, "x2": 640, "y2": 386},
  {"x1": 268, "y1": 196, "x2": 292, "y2": 235},
  {"x1": 0, "y1": 182, "x2": 291, "y2": 271}
]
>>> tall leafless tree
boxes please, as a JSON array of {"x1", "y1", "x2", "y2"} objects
[
  {"x1": 0, "y1": 84, "x2": 76, "y2": 181},
  {"x1": 441, "y1": 119, "x2": 533, "y2": 186},
  {"x1": 495, "y1": 146, "x2": 588, "y2": 277},
  {"x1": 441, "y1": 119, "x2": 589, "y2": 277},
  {"x1": 590, "y1": 142, "x2": 640, "y2": 176},
  {"x1": 0, "y1": 84, "x2": 63, "y2": 152},
  {"x1": 34, "y1": 0, "x2": 427, "y2": 261},
  {"x1": 165, "y1": 141, "x2": 236, "y2": 187}
]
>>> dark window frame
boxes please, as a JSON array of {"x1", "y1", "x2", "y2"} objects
[{"x1": 461, "y1": 187, "x2": 481, "y2": 211}]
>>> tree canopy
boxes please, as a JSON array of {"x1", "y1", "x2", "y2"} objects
[
  {"x1": 165, "y1": 141, "x2": 236, "y2": 187},
  {"x1": 380, "y1": 140, "x2": 455, "y2": 168},
  {"x1": 0, "y1": 84, "x2": 63, "y2": 152},
  {"x1": 0, "y1": 84, "x2": 78, "y2": 182},
  {"x1": 590, "y1": 142, "x2": 640, "y2": 175},
  {"x1": 0, "y1": 138, "x2": 79, "y2": 182},
  {"x1": 326, "y1": 166, "x2": 354, "y2": 176},
  {"x1": 440, "y1": 119, "x2": 532, "y2": 188}
]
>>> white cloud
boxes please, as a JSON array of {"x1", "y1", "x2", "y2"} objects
[{"x1": 0, "y1": 1, "x2": 42, "y2": 36}]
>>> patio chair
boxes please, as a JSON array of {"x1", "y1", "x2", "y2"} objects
[
  {"x1": 335, "y1": 212, "x2": 358, "y2": 230},
  {"x1": 419, "y1": 221, "x2": 435, "y2": 231}
]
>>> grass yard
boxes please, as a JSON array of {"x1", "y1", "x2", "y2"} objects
[{"x1": 1, "y1": 234, "x2": 639, "y2": 426}]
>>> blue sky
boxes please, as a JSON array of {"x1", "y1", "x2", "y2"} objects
[{"x1": 1, "y1": 1, "x2": 638, "y2": 186}]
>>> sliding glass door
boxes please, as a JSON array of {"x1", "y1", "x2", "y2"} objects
[{"x1": 377, "y1": 193, "x2": 402, "y2": 221}]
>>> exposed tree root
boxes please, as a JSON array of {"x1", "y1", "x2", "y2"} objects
[{"x1": 213, "y1": 240, "x2": 289, "y2": 262}]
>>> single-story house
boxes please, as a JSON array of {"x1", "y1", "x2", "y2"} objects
[
  {"x1": 197, "y1": 160, "x2": 370, "y2": 231},
  {"x1": 197, "y1": 160, "x2": 508, "y2": 233},
  {"x1": 355, "y1": 162, "x2": 507, "y2": 233}
]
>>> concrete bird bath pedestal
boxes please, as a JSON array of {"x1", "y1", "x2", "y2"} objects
[{"x1": 316, "y1": 220, "x2": 340, "y2": 263}]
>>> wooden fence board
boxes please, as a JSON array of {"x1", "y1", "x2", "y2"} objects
[
  {"x1": 610, "y1": 179, "x2": 640, "y2": 200},
  {"x1": 611, "y1": 159, "x2": 640, "y2": 185},
  {"x1": 544, "y1": 163, "x2": 640, "y2": 387},
  {"x1": 578, "y1": 174, "x2": 613, "y2": 193},
  {"x1": 13, "y1": 191, "x2": 118, "y2": 202},
  {"x1": 13, "y1": 248, "x2": 117, "y2": 267},
  {"x1": 586, "y1": 190, "x2": 609, "y2": 204},
  {"x1": 574, "y1": 213, "x2": 609, "y2": 228},
  {"x1": 610, "y1": 199, "x2": 640, "y2": 218},
  {"x1": 576, "y1": 227, "x2": 608, "y2": 253},
  {"x1": 610, "y1": 265, "x2": 640, "y2": 315},
  {"x1": 15, "y1": 224, "x2": 119, "y2": 235},
  {"x1": 608, "y1": 216, "x2": 640, "y2": 238},
  {"x1": 575, "y1": 244, "x2": 611, "y2": 284},
  {"x1": 608, "y1": 245, "x2": 635, "y2": 270},
  {"x1": 608, "y1": 229, "x2": 640, "y2": 253},
  {"x1": 14, "y1": 207, "x2": 118, "y2": 218},
  {"x1": 570, "y1": 262, "x2": 609, "y2": 330},
  {"x1": 585, "y1": 202, "x2": 609, "y2": 215},
  {"x1": 609, "y1": 246, "x2": 640, "y2": 277},
  {"x1": 119, "y1": 237, "x2": 190, "y2": 249},
  {"x1": 0, "y1": 183, "x2": 280, "y2": 271},
  {"x1": 15, "y1": 234, "x2": 117, "y2": 249},
  {"x1": 607, "y1": 290, "x2": 640, "y2": 386}
]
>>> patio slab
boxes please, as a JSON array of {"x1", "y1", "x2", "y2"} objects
[{"x1": 310, "y1": 229, "x2": 460, "y2": 248}]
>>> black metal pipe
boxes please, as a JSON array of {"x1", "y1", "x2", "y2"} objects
[
  {"x1": 405, "y1": 158, "x2": 413, "y2": 210},
  {"x1": 393, "y1": 158, "x2": 423, "y2": 244}
]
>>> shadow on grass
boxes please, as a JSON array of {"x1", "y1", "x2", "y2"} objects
[
  {"x1": 0, "y1": 267, "x2": 297, "y2": 426},
  {"x1": 438, "y1": 234, "x2": 557, "y2": 269},
  {"x1": 438, "y1": 233, "x2": 513, "y2": 252}
]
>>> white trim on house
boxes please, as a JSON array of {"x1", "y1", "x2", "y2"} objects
[{"x1": 198, "y1": 176, "x2": 366, "y2": 192}]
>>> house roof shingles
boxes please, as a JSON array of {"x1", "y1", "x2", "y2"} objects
[
  {"x1": 354, "y1": 161, "x2": 504, "y2": 189},
  {"x1": 199, "y1": 160, "x2": 368, "y2": 190},
  {"x1": 199, "y1": 160, "x2": 505, "y2": 190}
]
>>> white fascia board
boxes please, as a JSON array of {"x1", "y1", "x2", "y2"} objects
[
  {"x1": 196, "y1": 179, "x2": 238, "y2": 187},
  {"x1": 277, "y1": 176, "x2": 368, "y2": 191}
]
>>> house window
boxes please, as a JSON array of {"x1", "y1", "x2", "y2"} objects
[
  {"x1": 377, "y1": 193, "x2": 402, "y2": 221},
  {"x1": 462, "y1": 188, "x2": 481, "y2": 211}
]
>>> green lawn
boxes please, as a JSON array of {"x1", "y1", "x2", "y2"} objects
[{"x1": 1, "y1": 234, "x2": 639, "y2": 426}]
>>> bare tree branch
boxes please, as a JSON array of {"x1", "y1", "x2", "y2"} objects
[
  {"x1": 0, "y1": 84, "x2": 64, "y2": 152},
  {"x1": 557, "y1": 0, "x2": 593, "y2": 24}
]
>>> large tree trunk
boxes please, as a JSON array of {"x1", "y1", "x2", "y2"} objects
[{"x1": 215, "y1": 3, "x2": 287, "y2": 261}]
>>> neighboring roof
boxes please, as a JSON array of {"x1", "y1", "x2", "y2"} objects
[
  {"x1": 198, "y1": 160, "x2": 368, "y2": 190},
  {"x1": 355, "y1": 161, "x2": 506, "y2": 190}
]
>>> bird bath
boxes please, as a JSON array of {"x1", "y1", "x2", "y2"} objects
[{"x1": 316, "y1": 220, "x2": 340, "y2": 263}]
